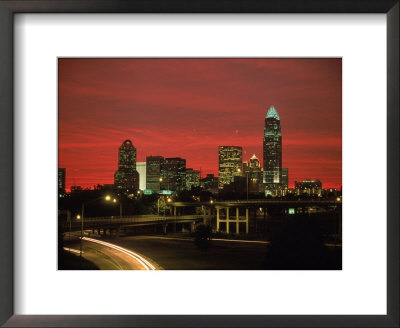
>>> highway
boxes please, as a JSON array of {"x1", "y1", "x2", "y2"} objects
[
  {"x1": 65, "y1": 235, "x2": 161, "y2": 270},
  {"x1": 63, "y1": 232, "x2": 341, "y2": 270},
  {"x1": 102, "y1": 234, "x2": 269, "y2": 270}
]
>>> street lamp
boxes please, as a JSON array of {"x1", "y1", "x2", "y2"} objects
[
  {"x1": 167, "y1": 197, "x2": 172, "y2": 215},
  {"x1": 76, "y1": 206, "x2": 84, "y2": 257},
  {"x1": 78, "y1": 195, "x2": 122, "y2": 257},
  {"x1": 105, "y1": 195, "x2": 122, "y2": 217}
]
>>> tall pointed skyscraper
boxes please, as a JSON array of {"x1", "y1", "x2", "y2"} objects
[
  {"x1": 114, "y1": 140, "x2": 139, "y2": 192},
  {"x1": 263, "y1": 106, "x2": 282, "y2": 195}
]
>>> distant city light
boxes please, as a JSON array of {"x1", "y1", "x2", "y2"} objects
[{"x1": 288, "y1": 208, "x2": 295, "y2": 214}]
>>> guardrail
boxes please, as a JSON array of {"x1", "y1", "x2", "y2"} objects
[
  {"x1": 171, "y1": 199, "x2": 342, "y2": 206},
  {"x1": 82, "y1": 214, "x2": 204, "y2": 223},
  {"x1": 60, "y1": 215, "x2": 205, "y2": 230}
]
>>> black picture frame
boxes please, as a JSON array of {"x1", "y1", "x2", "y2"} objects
[{"x1": 0, "y1": 1, "x2": 398, "y2": 327}]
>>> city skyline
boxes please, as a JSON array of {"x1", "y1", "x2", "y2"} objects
[{"x1": 59, "y1": 58, "x2": 342, "y2": 191}]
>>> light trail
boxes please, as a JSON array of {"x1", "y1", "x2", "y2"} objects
[
  {"x1": 147, "y1": 235, "x2": 270, "y2": 244},
  {"x1": 82, "y1": 237, "x2": 156, "y2": 270},
  {"x1": 63, "y1": 247, "x2": 82, "y2": 254},
  {"x1": 147, "y1": 236, "x2": 341, "y2": 247},
  {"x1": 146, "y1": 235, "x2": 269, "y2": 244},
  {"x1": 212, "y1": 238, "x2": 269, "y2": 244}
]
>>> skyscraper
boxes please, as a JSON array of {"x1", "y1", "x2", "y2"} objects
[
  {"x1": 146, "y1": 156, "x2": 164, "y2": 193},
  {"x1": 243, "y1": 154, "x2": 262, "y2": 193},
  {"x1": 114, "y1": 140, "x2": 139, "y2": 192},
  {"x1": 263, "y1": 106, "x2": 282, "y2": 195},
  {"x1": 136, "y1": 162, "x2": 146, "y2": 191},
  {"x1": 218, "y1": 146, "x2": 242, "y2": 189},
  {"x1": 161, "y1": 157, "x2": 186, "y2": 192}
]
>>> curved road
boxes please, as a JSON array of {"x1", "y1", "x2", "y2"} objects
[{"x1": 66, "y1": 236, "x2": 161, "y2": 270}]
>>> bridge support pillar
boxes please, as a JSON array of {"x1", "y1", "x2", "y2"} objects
[
  {"x1": 263, "y1": 208, "x2": 267, "y2": 236},
  {"x1": 254, "y1": 208, "x2": 257, "y2": 233},
  {"x1": 216, "y1": 208, "x2": 220, "y2": 232},
  {"x1": 163, "y1": 224, "x2": 167, "y2": 234},
  {"x1": 191, "y1": 221, "x2": 196, "y2": 233},
  {"x1": 203, "y1": 206, "x2": 210, "y2": 225},
  {"x1": 226, "y1": 208, "x2": 229, "y2": 234},
  {"x1": 245, "y1": 208, "x2": 249, "y2": 234},
  {"x1": 236, "y1": 207, "x2": 239, "y2": 234},
  {"x1": 173, "y1": 207, "x2": 177, "y2": 233}
]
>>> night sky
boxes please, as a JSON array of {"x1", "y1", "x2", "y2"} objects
[{"x1": 58, "y1": 58, "x2": 342, "y2": 191}]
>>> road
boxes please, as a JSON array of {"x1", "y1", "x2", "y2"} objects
[
  {"x1": 63, "y1": 232, "x2": 341, "y2": 270},
  {"x1": 99, "y1": 234, "x2": 269, "y2": 270},
  {"x1": 65, "y1": 235, "x2": 161, "y2": 270}
]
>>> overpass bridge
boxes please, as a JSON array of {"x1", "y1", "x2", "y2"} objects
[
  {"x1": 60, "y1": 214, "x2": 205, "y2": 236},
  {"x1": 60, "y1": 199, "x2": 341, "y2": 236},
  {"x1": 170, "y1": 199, "x2": 341, "y2": 234}
]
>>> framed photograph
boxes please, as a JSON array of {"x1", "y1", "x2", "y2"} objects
[
  {"x1": 0, "y1": 1, "x2": 398, "y2": 327},
  {"x1": 57, "y1": 57, "x2": 342, "y2": 272}
]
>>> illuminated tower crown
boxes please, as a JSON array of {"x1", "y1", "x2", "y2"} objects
[{"x1": 266, "y1": 105, "x2": 280, "y2": 120}]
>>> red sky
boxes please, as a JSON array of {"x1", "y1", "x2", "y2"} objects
[{"x1": 58, "y1": 58, "x2": 342, "y2": 191}]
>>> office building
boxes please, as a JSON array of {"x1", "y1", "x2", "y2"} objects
[
  {"x1": 243, "y1": 154, "x2": 262, "y2": 193},
  {"x1": 146, "y1": 156, "x2": 164, "y2": 193},
  {"x1": 185, "y1": 168, "x2": 200, "y2": 190},
  {"x1": 136, "y1": 162, "x2": 146, "y2": 191},
  {"x1": 200, "y1": 174, "x2": 219, "y2": 191},
  {"x1": 263, "y1": 106, "x2": 282, "y2": 195},
  {"x1": 114, "y1": 140, "x2": 139, "y2": 192},
  {"x1": 295, "y1": 179, "x2": 322, "y2": 196},
  {"x1": 161, "y1": 157, "x2": 186, "y2": 192},
  {"x1": 218, "y1": 146, "x2": 242, "y2": 189}
]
